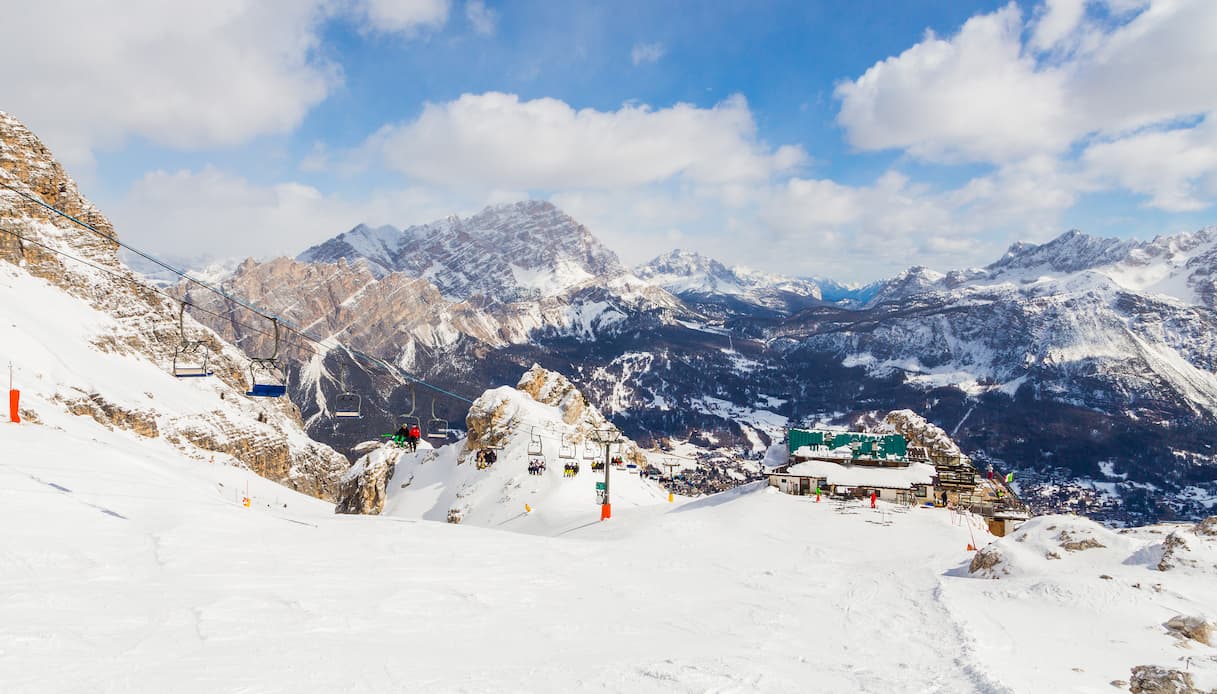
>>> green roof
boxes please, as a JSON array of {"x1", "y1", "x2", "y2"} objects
[{"x1": 787, "y1": 429, "x2": 908, "y2": 461}]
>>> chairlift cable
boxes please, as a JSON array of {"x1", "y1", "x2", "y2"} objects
[{"x1": 0, "y1": 184, "x2": 475, "y2": 405}]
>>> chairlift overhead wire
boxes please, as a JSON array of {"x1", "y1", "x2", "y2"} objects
[
  {"x1": 2, "y1": 186, "x2": 636, "y2": 446},
  {"x1": 2, "y1": 221, "x2": 627, "y2": 444},
  {"x1": 0, "y1": 181, "x2": 475, "y2": 406}
]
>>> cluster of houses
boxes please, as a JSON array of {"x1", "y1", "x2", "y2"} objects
[{"x1": 766, "y1": 427, "x2": 1029, "y2": 536}]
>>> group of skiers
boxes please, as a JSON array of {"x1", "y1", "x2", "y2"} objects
[
  {"x1": 562, "y1": 462, "x2": 581, "y2": 477},
  {"x1": 527, "y1": 458, "x2": 546, "y2": 475},
  {"x1": 393, "y1": 423, "x2": 422, "y2": 452},
  {"x1": 475, "y1": 448, "x2": 498, "y2": 469}
]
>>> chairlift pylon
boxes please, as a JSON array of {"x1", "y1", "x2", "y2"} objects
[
  {"x1": 172, "y1": 302, "x2": 213, "y2": 378},
  {"x1": 246, "y1": 317, "x2": 287, "y2": 398},
  {"x1": 427, "y1": 399, "x2": 448, "y2": 439}
]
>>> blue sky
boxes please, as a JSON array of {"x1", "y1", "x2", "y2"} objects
[{"x1": 3, "y1": 0, "x2": 1215, "y2": 281}]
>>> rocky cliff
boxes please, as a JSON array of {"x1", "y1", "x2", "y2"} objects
[{"x1": 0, "y1": 111, "x2": 349, "y2": 500}]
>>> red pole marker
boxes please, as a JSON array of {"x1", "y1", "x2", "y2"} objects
[{"x1": 8, "y1": 389, "x2": 19, "y2": 423}]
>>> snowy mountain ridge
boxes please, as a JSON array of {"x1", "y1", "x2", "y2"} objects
[{"x1": 298, "y1": 200, "x2": 627, "y2": 304}]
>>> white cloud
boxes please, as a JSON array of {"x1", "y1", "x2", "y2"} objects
[
  {"x1": 465, "y1": 0, "x2": 498, "y2": 35},
  {"x1": 1029, "y1": 0, "x2": 1088, "y2": 51},
  {"x1": 631, "y1": 42, "x2": 666, "y2": 66},
  {"x1": 365, "y1": 92, "x2": 806, "y2": 190},
  {"x1": 1081, "y1": 116, "x2": 1217, "y2": 212},
  {"x1": 1070, "y1": 0, "x2": 1217, "y2": 134},
  {"x1": 835, "y1": 0, "x2": 1217, "y2": 213},
  {"x1": 0, "y1": 0, "x2": 448, "y2": 172},
  {"x1": 835, "y1": 4, "x2": 1072, "y2": 163},
  {"x1": 108, "y1": 167, "x2": 455, "y2": 262},
  {"x1": 351, "y1": 0, "x2": 450, "y2": 35}
]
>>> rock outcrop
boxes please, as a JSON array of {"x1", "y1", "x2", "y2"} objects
[
  {"x1": 335, "y1": 444, "x2": 405, "y2": 514},
  {"x1": 0, "y1": 110, "x2": 349, "y2": 501}
]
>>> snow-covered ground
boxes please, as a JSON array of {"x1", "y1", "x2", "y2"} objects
[{"x1": 3, "y1": 414, "x2": 1214, "y2": 693}]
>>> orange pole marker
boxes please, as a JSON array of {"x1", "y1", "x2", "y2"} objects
[
  {"x1": 600, "y1": 503, "x2": 611, "y2": 520},
  {"x1": 8, "y1": 389, "x2": 19, "y2": 423}
]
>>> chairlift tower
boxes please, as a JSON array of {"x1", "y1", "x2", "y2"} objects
[{"x1": 592, "y1": 427, "x2": 621, "y2": 520}]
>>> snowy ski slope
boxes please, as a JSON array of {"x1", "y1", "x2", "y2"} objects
[{"x1": 3, "y1": 408, "x2": 1214, "y2": 693}]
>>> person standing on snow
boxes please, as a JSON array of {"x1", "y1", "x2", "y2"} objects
[{"x1": 870, "y1": 490, "x2": 877, "y2": 508}]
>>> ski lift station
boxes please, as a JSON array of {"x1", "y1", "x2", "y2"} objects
[
  {"x1": 766, "y1": 427, "x2": 1029, "y2": 535},
  {"x1": 769, "y1": 428, "x2": 936, "y2": 503}
]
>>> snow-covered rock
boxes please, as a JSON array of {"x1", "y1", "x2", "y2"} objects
[
  {"x1": 360, "y1": 364, "x2": 666, "y2": 529},
  {"x1": 0, "y1": 110, "x2": 349, "y2": 500},
  {"x1": 1157, "y1": 516, "x2": 1217, "y2": 573}
]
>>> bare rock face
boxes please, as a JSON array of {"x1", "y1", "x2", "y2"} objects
[
  {"x1": 1163, "y1": 615, "x2": 1213, "y2": 646},
  {"x1": 1196, "y1": 516, "x2": 1217, "y2": 536},
  {"x1": 882, "y1": 409, "x2": 964, "y2": 459},
  {"x1": 0, "y1": 110, "x2": 349, "y2": 501},
  {"x1": 1129, "y1": 665, "x2": 1199, "y2": 694},
  {"x1": 968, "y1": 546, "x2": 1004, "y2": 575},
  {"x1": 335, "y1": 445, "x2": 404, "y2": 514},
  {"x1": 517, "y1": 363, "x2": 590, "y2": 425},
  {"x1": 1058, "y1": 529, "x2": 1106, "y2": 552}
]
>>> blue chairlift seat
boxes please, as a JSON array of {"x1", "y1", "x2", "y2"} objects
[
  {"x1": 247, "y1": 382, "x2": 287, "y2": 398},
  {"x1": 245, "y1": 318, "x2": 287, "y2": 399}
]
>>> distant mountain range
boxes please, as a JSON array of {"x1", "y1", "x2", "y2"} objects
[{"x1": 168, "y1": 199, "x2": 1217, "y2": 524}]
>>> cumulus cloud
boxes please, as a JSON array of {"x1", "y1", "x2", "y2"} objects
[
  {"x1": 465, "y1": 0, "x2": 498, "y2": 35},
  {"x1": 835, "y1": 4, "x2": 1072, "y2": 163},
  {"x1": 365, "y1": 92, "x2": 806, "y2": 189},
  {"x1": 835, "y1": 0, "x2": 1217, "y2": 212},
  {"x1": 108, "y1": 167, "x2": 455, "y2": 261},
  {"x1": 631, "y1": 42, "x2": 666, "y2": 66},
  {"x1": 0, "y1": 0, "x2": 447, "y2": 172},
  {"x1": 1081, "y1": 115, "x2": 1217, "y2": 212}
]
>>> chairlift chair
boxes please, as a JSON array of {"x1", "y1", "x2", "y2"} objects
[
  {"x1": 426, "y1": 399, "x2": 448, "y2": 439},
  {"x1": 582, "y1": 441, "x2": 598, "y2": 460},
  {"x1": 558, "y1": 436, "x2": 575, "y2": 460},
  {"x1": 172, "y1": 302, "x2": 213, "y2": 378},
  {"x1": 246, "y1": 318, "x2": 287, "y2": 398},
  {"x1": 400, "y1": 383, "x2": 421, "y2": 429},
  {"x1": 334, "y1": 391, "x2": 362, "y2": 418},
  {"x1": 527, "y1": 427, "x2": 543, "y2": 456}
]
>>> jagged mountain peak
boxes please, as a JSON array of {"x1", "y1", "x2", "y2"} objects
[
  {"x1": 298, "y1": 199, "x2": 623, "y2": 302},
  {"x1": 988, "y1": 229, "x2": 1133, "y2": 275},
  {"x1": 639, "y1": 248, "x2": 730, "y2": 276},
  {"x1": 0, "y1": 110, "x2": 119, "y2": 273},
  {"x1": 635, "y1": 249, "x2": 824, "y2": 316}
]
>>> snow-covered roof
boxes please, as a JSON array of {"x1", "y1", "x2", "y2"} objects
[{"x1": 780, "y1": 460, "x2": 936, "y2": 489}]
